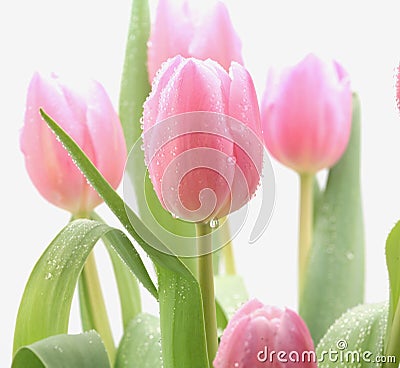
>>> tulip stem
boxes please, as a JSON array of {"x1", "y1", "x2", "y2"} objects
[
  {"x1": 79, "y1": 251, "x2": 116, "y2": 365},
  {"x1": 299, "y1": 173, "x2": 314, "y2": 299},
  {"x1": 196, "y1": 222, "x2": 218, "y2": 367}
]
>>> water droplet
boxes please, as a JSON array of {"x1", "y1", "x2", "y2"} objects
[
  {"x1": 45, "y1": 272, "x2": 53, "y2": 280},
  {"x1": 227, "y1": 156, "x2": 236, "y2": 165},
  {"x1": 346, "y1": 251, "x2": 354, "y2": 260},
  {"x1": 210, "y1": 218, "x2": 219, "y2": 228}
]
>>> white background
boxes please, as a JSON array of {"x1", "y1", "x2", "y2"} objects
[{"x1": 1, "y1": 0, "x2": 400, "y2": 366}]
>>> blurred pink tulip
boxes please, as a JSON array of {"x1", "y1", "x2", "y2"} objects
[
  {"x1": 143, "y1": 56, "x2": 263, "y2": 223},
  {"x1": 214, "y1": 299, "x2": 317, "y2": 368},
  {"x1": 20, "y1": 72, "x2": 127, "y2": 215},
  {"x1": 147, "y1": 0, "x2": 243, "y2": 81},
  {"x1": 261, "y1": 54, "x2": 352, "y2": 173}
]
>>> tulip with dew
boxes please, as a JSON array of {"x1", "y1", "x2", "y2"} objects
[{"x1": 143, "y1": 55, "x2": 263, "y2": 365}]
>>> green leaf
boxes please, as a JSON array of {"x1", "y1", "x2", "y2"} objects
[
  {"x1": 40, "y1": 110, "x2": 210, "y2": 367},
  {"x1": 119, "y1": 0, "x2": 151, "y2": 151},
  {"x1": 316, "y1": 303, "x2": 388, "y2": 368},
  {"x1": 115, "y1": 314, "x2": 162, "y2": 368},
  {"x1": 158, "y1": 266, "x2": 209, "y2": 368},
  {"x1": 300, "y1": 94, "x2": 365, "y2": 343},
  {"x1": 12, "y1": 331, "x2": 110, "y2": 368},
  {"x1": 215, "y1": 275, "x2": 248, "y2": 321},
  {"x1": 13, "y1": 219, "x2": 156, "y2": 354},
  {"x1": 384, "y1": 221, "x2": 400, "y2": 367}
]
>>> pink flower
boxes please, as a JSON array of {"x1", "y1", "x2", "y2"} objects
[
  {"x1": 214, "y1": 299, "x2": 317, "y2": 368},
  {"x1": 20, "y1": 72, "x2": 127, "y2": 215},
  {"x1": 143, "y1": 56, "x2": 263, "y2": 223},
  {"x1": 261, "y1": 54, "x2": 352, "y2": 173},
  {"x1": 147, "y1": 0, "x2": 243, "y2": 81}
]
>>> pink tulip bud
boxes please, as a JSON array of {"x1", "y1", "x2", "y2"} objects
[
  {"x1": 143, "y1": 56, "x2": 263, "y2": 223},
  {"x1": 214, "y1": 299, "x2": 317, "y2": 368},
  {"x1": 147, "y1": 0, "x2": 243, "y2": 81},
  {"x1": 20, "y1": 72, "x2": 127, "y2": 215},
  {"x1": 261, "y1": 54, "x2": 352, "y2": 174}
]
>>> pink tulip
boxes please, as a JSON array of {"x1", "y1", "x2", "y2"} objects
[
  {"x1": 261, "y1": 54, "x2": 352, "y2": 173},
  {"x1": 20, "y1": 72, "x2": 127, "y2": 215},
  {"x1": 143, "y1": 56, "x2": 263, "y2": 223},
  {"x1": 214, "y1": 299, "x2": 317, "y2": 368},
  {"x1": 147, "y1": 0, "x2": 243, "y2": 81}
]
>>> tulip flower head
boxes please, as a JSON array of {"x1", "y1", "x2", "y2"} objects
[
  {"x1": 20, "y1": 72, "x2": 127, "y2": 215},
  {"x1": 261, "y1": 54, "x2": 352, "y2": 174},
  {"x1": 214, "y1": 299, "x2": 317, "y2": 368},
  {"x1": 147, "y1": 0, "x2": 243, "y2": 81},
  {"x1": 143, "y1": 56, "x2": 263, "y2": 223}
]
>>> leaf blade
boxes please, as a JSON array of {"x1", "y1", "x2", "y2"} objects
[
  {"x1": 115, "y1": 314, "x2": 162, "y2": 368},
  {"x1": 12, "y1": 331, "x2": 110, "y2": 368},
  {"x1": 300, "y1": 94, "x2": 365, "y2": 343},
  {"x1": 13, "y1": 219, "x2": 156, "y2": 353}
]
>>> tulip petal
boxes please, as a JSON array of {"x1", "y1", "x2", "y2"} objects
[
  {"x1": 189, "y1": 1, "x2": 243, "y2": 71},
  {"x1": 147, "y1": 0, "x2": 194, "y2": 81},
  {"x1": 21, "y1": 72, "x2": 126, "y2": 214},
  {"x1": 261, "y1": 54, "x2": 352, "y2": 173}
]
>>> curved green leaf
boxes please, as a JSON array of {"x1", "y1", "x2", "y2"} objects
[
  {"x1": 115, "y1": 314, "x2": 162, "y2": 368},
  {"x1": 316, "y1": 303, "x2": 388, "y2": 368},
  {"x1": 12, "y1": 331, "x2": 110, "y2": 368},
  {"x1": 384, "y1": 221, "x2": 400, "y2": 367},
  {"x1": 301, "y1": 94, "x2": 365, "y2": 343},
  {"x1": 13, "y1": 219, "x2": 156, "y2": 354},
  {"x1": 40, "y1": 110, "x2": 210, "y2": 367}
]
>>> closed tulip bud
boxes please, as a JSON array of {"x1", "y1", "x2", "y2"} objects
[
  {"x1": 20, "y1": 72, "x2": 127, "y2": 215},
  {"x1": 147, "y1": 0, "x2": 243, "y2": 81},
  {"x1": 214, "y1": 299, "x2": 317, "y2": 368},
  {"x1": 143, "y1": 56, "x2": 263, "y2": 223},
  {"x1": 261, "y1": 54, "x2": 352, "y2": 174}
]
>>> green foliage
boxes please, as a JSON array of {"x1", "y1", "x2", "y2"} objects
[
  {"x1": 301, "y1": 94, "x2": 365, "y2": 343},
  {"x1": 115, "y1": 314, "x2": 162, "y2": 368},
  {"x1": 12, "y1": 331, "x2": 110, "y2": 368},
  {"x1": 316, "y1": 303, "x2": 388, "y2": 368}
]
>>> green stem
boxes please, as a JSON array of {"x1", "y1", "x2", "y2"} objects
[
  {"x1": 79, "y1": 251, "x2": 116, "y2": 365},
  {"x1": 196, "y1": 223, "x2": 218, "y2": 367},
  {"x1": 298, "y1": 173, "x2": 314, "y2": 299}
]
